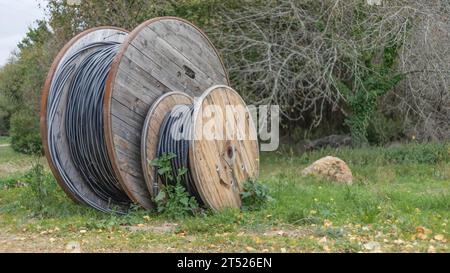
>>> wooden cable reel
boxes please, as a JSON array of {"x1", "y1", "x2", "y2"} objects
[
  {"x1": 141, "y1": 91, "x2": 193, "y2": 199},
  {"x1": 41, "y1": 17, "x2": 230, "y2": 212},
  {"x1": 141, "y1": 85, "x2": 259, "y2": 211},
  {"x1": 40, "y1": 27, "x2": 130, "y2": 212}
]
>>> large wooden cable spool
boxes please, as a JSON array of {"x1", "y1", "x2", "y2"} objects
[
  {"x1": 40, "y1": 27, "x2": 129, "y2": 212},
  {"x1": 104, "y1": 17, "x2": 230, "y2": 209},
  {"x1": 141, "y1": 85, "x2": 259, "y2": 211},
  {"x1": 41, "y1": 17, "x2": 230, "y2": 212}
]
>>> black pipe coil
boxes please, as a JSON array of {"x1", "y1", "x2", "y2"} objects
[
  {"x1": 65, "y1": 42, "x2": 130, "y2": 205},
  {"x1": 48, "y1": 41, "x2": 131, "y2": 212},
  {"x1": 156, "y1": 104, "x2": 204, "y2": 205}
]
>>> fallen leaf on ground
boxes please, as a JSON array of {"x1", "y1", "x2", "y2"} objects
[
  {"x1": 318, "y1": 237, "x2": 327, "y2": 244},
  {"x1": 246, "y1": 246, "x2": 256, "y2": 252},
  {"x1": 434, "y1": 234, "x2": 445, "y2": 242}
]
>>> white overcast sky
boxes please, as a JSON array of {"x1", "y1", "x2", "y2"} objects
[{"x1": 0, "y1": 0, "x2": 46, "y2": 66}]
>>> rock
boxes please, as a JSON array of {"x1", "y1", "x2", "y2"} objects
[
  {"x1": 363, "y1": 241, "x2": 381, "y2": 252},
  {"x1": 302, "y1": 156, "x2": 353, "y2": 184}
]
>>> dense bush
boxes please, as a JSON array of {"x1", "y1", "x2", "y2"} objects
[
  {"x1": 0, "y1": 20, "x2": 52, "y2": 154},
  {"x1": 241, "y1": 179, "x2": 273, "y2": 211},
  {"x1": 214, "y1": 0, "x2": 449, "y2": 144},
  {"x1": 151, "y1": 153, "x2": 199, "y2": 219},
  {"x1": 9, "y1": 109, "x2": 42, "y2": 154},
  {"x1": 0, "y1": 0, "x2": 448, "y2": 153}
]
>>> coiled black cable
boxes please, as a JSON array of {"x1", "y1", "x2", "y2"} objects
[
  {"x1": 47, "y1": 41, "x2": 131, "y2": 211},
  {"x1": 65, "y1": 42, "x2": 130, "y2": 205},
  {"x1": 156, "y1": 104, "x2": 204, "y2": 205}
]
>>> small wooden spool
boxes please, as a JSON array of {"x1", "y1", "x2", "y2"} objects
[
  {"x1": 141, "y1": 85, "x2": 259, "y2": 211},
  {"x1": 141, "y1": 91, "x2": 193, "y2": 199}
]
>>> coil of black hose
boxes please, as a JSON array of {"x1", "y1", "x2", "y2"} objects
[
  {"x1": 156, "y1": 104, "x2": 204, "y2": 205},
  {"x1": 47, "y1": 41, "x2": 131, "y2": 211},
  {"x1": 65, "y1": 42, "x2": 130, "y2": 205}
]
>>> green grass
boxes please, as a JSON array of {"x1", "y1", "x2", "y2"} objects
[
  {"x1": 0, "y1": 142, "x2": 448, "y2": 252},
  {"x1": 0, "y1": 136, "x2": 10, "y2": 145}
]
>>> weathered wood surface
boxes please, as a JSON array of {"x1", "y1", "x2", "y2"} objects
[
  {"x1": 40, "y1": 28, "x2": 129, "y2": 212},
  {"x1": 141, "y1": 92, "x2": 193, "y2": 199},
  {"x1": 105, "y1": 17, "x2": 229, "y2": 209},
  {"x1": 190, "y1": 85, "x2": 259, "y2": 211}
]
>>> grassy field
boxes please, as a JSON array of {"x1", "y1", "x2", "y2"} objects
[
  {"x1": 0, "y1": 136, "x2": 10, "y2": 145},
  {"x1": 0, "y1": 141, "x2": 448, "y2": 253}
]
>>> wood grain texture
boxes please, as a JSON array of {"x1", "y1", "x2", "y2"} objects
[
  {"x1": 40, "y1": 27, "x2": 129, "y2": 211},
  {"x1": 105, "y1": 17, "x2": 229, "y2": 209},
  {"x1": 141, "y1": 92, "x2": 193, "y2": 200},
  {"x1": 190, "y1": 85, "x2": 259, "y2": 211}
]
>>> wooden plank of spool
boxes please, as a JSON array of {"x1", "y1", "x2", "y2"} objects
[
  {"x1": 141, "y1": 92, "x2": 193, "y2": 198},
  {"x1": 189, "y1": 85, "x2": 259, "y2": 211},
  {"x1": 40, "y1": 27, "x2": 129, "y2": 211},
  {"x1": 105, "y1": 17, "x2": 229, "y2": 209}
]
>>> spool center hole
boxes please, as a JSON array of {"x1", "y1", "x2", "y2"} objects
[{"x1": 227, "y1": 146, "x2": 234, "y2": 159}]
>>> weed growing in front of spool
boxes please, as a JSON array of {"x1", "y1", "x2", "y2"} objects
[
  {"x1": 18, "y1": 158, "x2": 73, "y2": 218},
  {"x1": 240, "y1": 179, "x2": 273, "y2": 211},
  {"x1": 151, "y1": 153, "x2": 199, "y2": 219}
]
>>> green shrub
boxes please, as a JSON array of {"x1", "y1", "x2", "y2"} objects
[
  {"x1": 151, "y1": 153, "x2": 199, "y2": 219},
  {"x1": 240, "y1": 179, "x2": 273, "y2": 211},
  {"x1": 19, "y1": 160, "x2": 69, "y2": 217},
  {"x1": 154, "y1": 182, "x2": 200, "y2": 220},
  {"x1": 10, "y1": 110, "x2": 42, "y2": 155}
]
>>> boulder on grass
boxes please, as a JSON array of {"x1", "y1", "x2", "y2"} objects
[{"x1": 301, "y1": 156, "x2": 353, "y2": 184}]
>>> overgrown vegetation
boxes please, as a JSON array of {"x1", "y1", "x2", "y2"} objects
[
  {"x1": 150, "y1": 152, "x2": 272, "y2": 217},
  {"x1": 151, "y1": 153, "x2": 199, "y2": 219},
  {"x1": 0, "y1": 142, "x2": 448, "y2": 252},
  {"x1": 0, "y1": 0, "x2": 449, "y2": 152},
  {"x1": 215, "y1": 0, "x2": 449, "y2": 142},
  {"x1": 241, "y1": 179, "x2": 273, "y2": 211},
  {"x1": 340, "y1": 41, "x2": 404, "y2": 145},
  {"x1": 0, "y1": 20, "x2": 51, "y2": 153}
]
